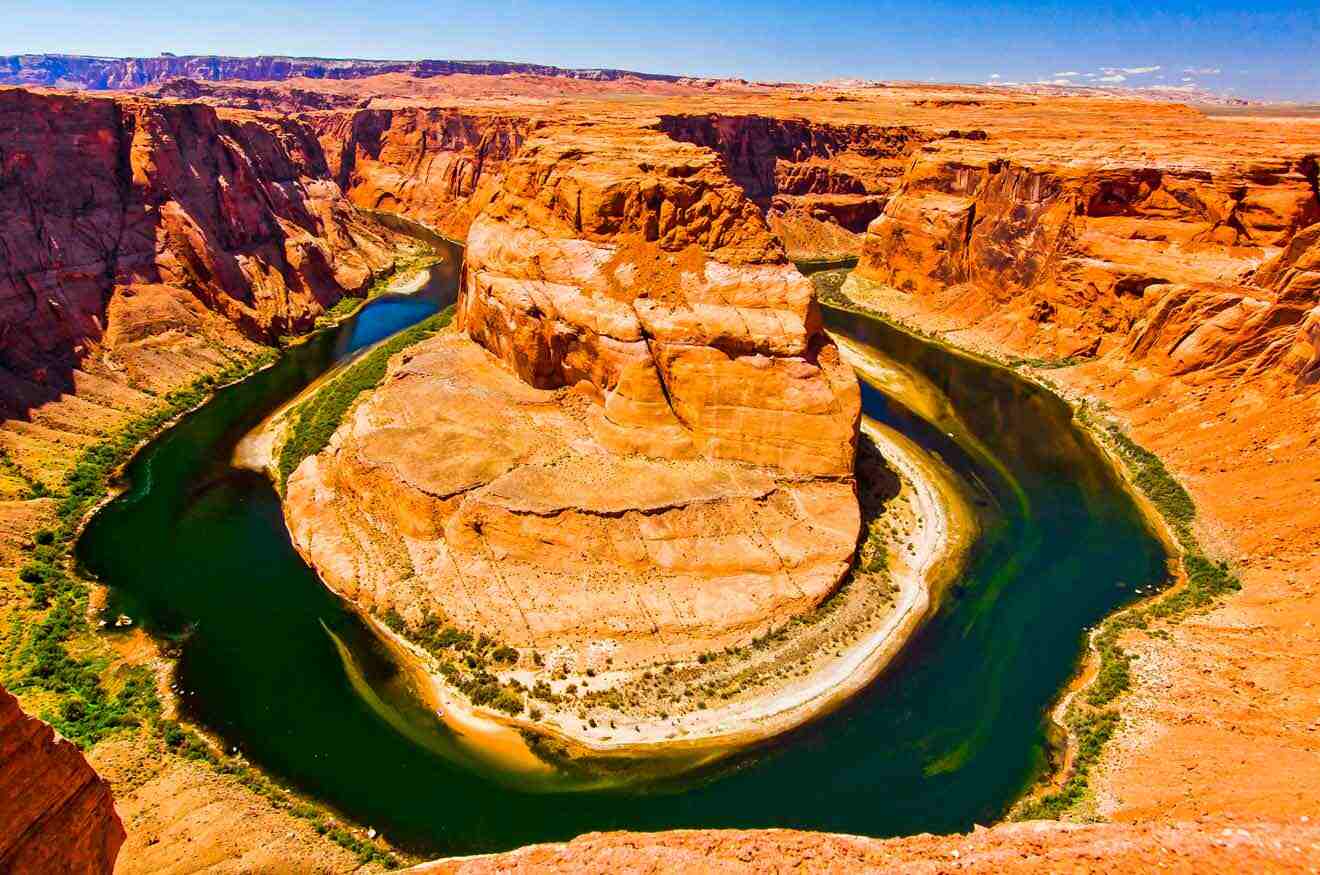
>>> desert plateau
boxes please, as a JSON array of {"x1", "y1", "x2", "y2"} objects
[{"x1": 1, "y1": 7, "x2": 1319, "y2": 872}]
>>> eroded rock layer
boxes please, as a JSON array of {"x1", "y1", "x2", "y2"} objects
[
  {"x1": 286, "y1": 113, "x2": 864, "y2": 668},
  {"x1": 0, "y1": 685, "x2": 124, "y2": 874},
  {"x1": 0, "y1": 86, "x2": 402, "y2": 419},
  {"x1": 409, "y1": 821, "x2": 1320, "y2": 873},
  {"x1": 854, "y1": 129, "x2": 1320, "y2": 385},
  {"x1": 286, "y1": 333, "x2": 858, "y2": 665}
]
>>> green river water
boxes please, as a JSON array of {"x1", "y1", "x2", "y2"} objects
[{"x1": 76, "y1": 249, "x2": 1168, "y2": 857}]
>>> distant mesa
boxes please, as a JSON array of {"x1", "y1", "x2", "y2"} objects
[{"x1": 0, "y1": 53, "x2": 686, "y2": 91}]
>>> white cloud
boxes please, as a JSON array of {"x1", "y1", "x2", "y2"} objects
[
  {"x1": 1037, "y1": 78, "x2": 1076, "y2": 85},
  {"x1": 1053, "y1": 71, "x2": 1079, "y2": 77},
  {"x1": 989, "y1": 72, "x2": 1001, "y2": 79},
  {"x1": 1184, "y1": 66, "x2": 1221, "y2": 75},
  {"x1": 1182, "y1": 76, "x2": 1195, "y2": 82},
  {"x1": 1098, "y1": 74, "x2": 1127, "y2": 83},
  {"x1": 1121, "y1": 65, "x2": 1162, "y2": 75}
]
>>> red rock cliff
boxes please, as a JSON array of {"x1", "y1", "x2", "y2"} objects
[
  {"x1": 0, "y1": 87, "x2": 401, "y2": 418},
  {"x1": 458, "y1": 120, "x2": 861, "y2": 476},
  {"x1": 310, "y1": 107, "x2": 533, "y2": 239},
  {"x1": 854, "y1": 135, "x2": 1320, "y2": 385},
  {"x1": 0, "y1": 686, "x2": 124, "y2": 874}
]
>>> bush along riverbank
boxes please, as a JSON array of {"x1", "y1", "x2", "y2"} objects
[
  {"x1": 812, "y1": 277, "x2": 1242, "y2": 822},
  {"x1": 1, "y1": 345, "x2": 405, "y2": 868},
  {"x1": 1011, "y1": 407, "x2": 1241, "y2": 820}
]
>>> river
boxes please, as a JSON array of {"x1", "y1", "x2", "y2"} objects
[{"x1": 76, "y1": 248, "x2": 1168, "y2": 857}]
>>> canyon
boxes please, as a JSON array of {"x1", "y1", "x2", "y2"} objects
[{"x1": 0, "y1": 60, "x2": 1317, "y2": 872}]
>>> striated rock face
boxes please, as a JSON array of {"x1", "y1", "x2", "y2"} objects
[
  {"x1": 0, "y1": 86, "x2": 401, "y2": 418},
  {"x1": 287, "y1": 118, "x2": 862, "y2": 667},
  {"x1": 310, "y1": 108, "x2": 533, "y2": 239},
  {"x1": 855, "y1": 137, "x2": 1320, "y2": 383},
  {"x1": 459, "y1": 122, "x2": 861, "y2": 476},
  {"x1": 0, "y1": 54, "x2": 685, "y2": 91},
  {"x1": 286, "y1": 333, "x2": 858, "y2": 666},
  {"x1": 658, "y1": 113, "x2": 939, "y2": 261},
  {"x1": 0, "y1": 686, "x2": 124, "y2": 874}
]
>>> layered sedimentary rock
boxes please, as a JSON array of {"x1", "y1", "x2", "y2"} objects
[
  {"x1": 855, "y1": 132, "x2": 1320, "y2": 384},
  {"x1": 0, "y1": 686, "x2": 124, "y2": 874},
  {"x1": 459, "y1": 122, "x2": 861, "y2": 475},
  {"x1": 657, "y1": 113, "x2": 941, "y2": 261},
  {"x1": 0, "y1": 86, "x2": 401, "y2": 418},
  {"x1": 286, "y1": 119, "x2": 862, "y2": 668},
  {"x1": 310, "y1": 108, "x2": 532, "y2": 239}
]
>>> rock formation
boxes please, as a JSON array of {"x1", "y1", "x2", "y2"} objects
[
  {"x1": 310, "y1": 108, "x2": 532, "y2": 239},
  {"x1": 406, "y1": 822, "x2": 1320, "y2": 873},
  {"x1": 854, "y1": 128, "x2": 1320, "y2": 383},
  {"x1": 285, "y1": 118, "x2": 862, "y2": 671},
  {"x1": 0, "y1": 686, "x2": 124, "y2": 874},
  {"x1": 0, "y1": 86, "x2": 403, "y2": 419}
]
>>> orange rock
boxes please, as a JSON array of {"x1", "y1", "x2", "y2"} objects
[
  {"x1": 285, "y1": 333, "x2": 859, "y2": 667},
  {"x1": 0, "y1": 685, "x2": 124, "y2": 874},
  {"x1": 0, "y1": 86, "x2": 402, "y2": 418}
]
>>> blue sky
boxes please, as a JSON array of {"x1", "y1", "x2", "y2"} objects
[{"x1": 4, "y1": 0, "x2": 1317, "y2": 101}]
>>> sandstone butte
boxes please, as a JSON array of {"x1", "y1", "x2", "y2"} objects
[{"x1": 0, "y1": 63, "x2": 1317, "y2": 872}]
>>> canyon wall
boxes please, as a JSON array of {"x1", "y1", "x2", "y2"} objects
[
  {"x1": 658, "y1": 113, "x2": 939, "y2": 261},
  {"x1": 0, "y1": 686, "x2": 123, "y2": 874},
  {"x1": 310, "y1": 108, "x2": 533, "y2": 239},
  {"x1": 0, "y1": 87, "x2": 402, "y2": 419},
  {"x1": 854, "y1": 138, "x2": 1320, "y2": 384}
]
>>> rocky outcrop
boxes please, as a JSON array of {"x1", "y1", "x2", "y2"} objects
[
  {"x1": 0, "y1": 686, "x2": 124, "y2": 874},
  {"x1": 0, "y1": 54, "x2": 685, "y2": 91},
  {"x1": 287, "y1": 118, "x2": 862, "y2": 671},
  {"x1": 1124, "y1": 219, "x2": 1320, "y2": 385},
  {"x1": 310, "y1": 108, "x2": 533, "y2": 239},
  {"x1": 459, "y1": 121, "x2": 860, "y2": 475},
  {"x1": 656, "y1": 113, "x2": 934, "y2": 261},
  {"x1": 855, "y1": 138, "x2": 1320, "y2": 379},
  {"x1": 286, "y1": 332, "x2": 858, "y2": 667},
  {"x1": 407, "y1": 821, "x2": 1320, "y2": 873},
  {"x1": 0, "y1": 86, "x2": 402, "y2": 418}
]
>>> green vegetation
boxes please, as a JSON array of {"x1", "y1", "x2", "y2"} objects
[
  {"x1": 277, "y1": 307, "x2": 453, "y2": 489},
  {"x1": 0, "y1": 447, "x2": 50, "y2": 498},
  {"x1": 1103, "y1": 423, "x2": 1196, "y2": 536},
  {"x1": 1015, "y1": 708, "x2": 1119, "y2": 820},
  {"x1": 379, "y1": 607, "x2": 526, "y2": 717},
  {"x1": 1005, "y1": 354, "x2": 1086, "y2": 370},
  {"x1": 0, "y1": 341, "x2": 403, "y2": 866},
  {"x1": 4, "y1": 350, "x2": 276, "y2": 749},
  {"x1": 313, "y1": 254, "x2": 440, "y2": 329}
]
